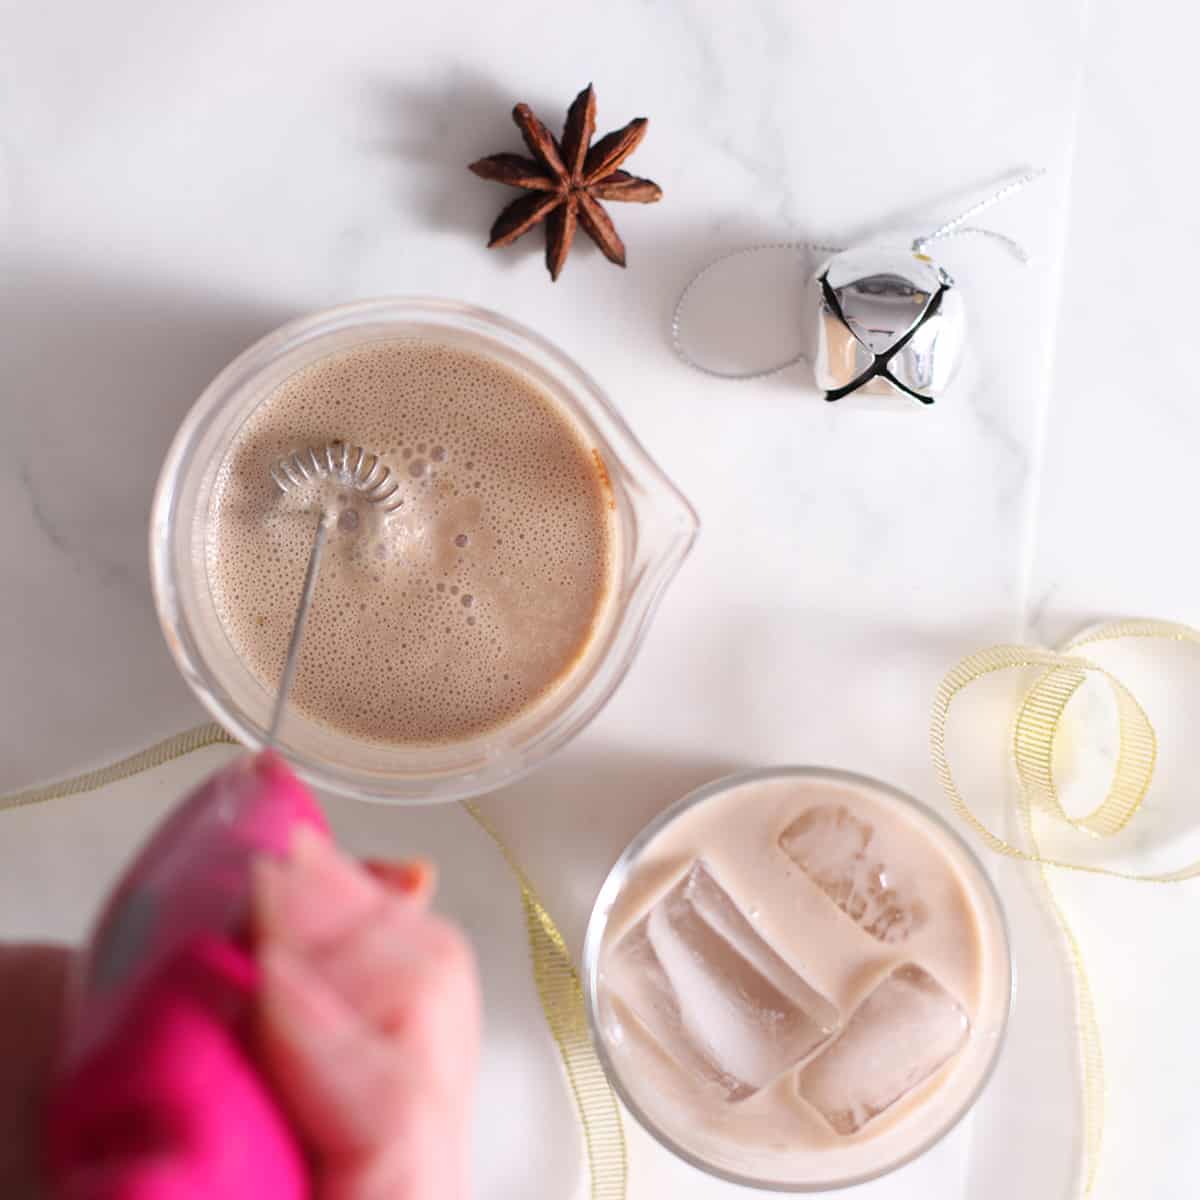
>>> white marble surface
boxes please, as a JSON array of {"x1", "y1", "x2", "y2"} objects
[{"x1": 2, "y1": 1, "x2": 1197, "y2": 1196}]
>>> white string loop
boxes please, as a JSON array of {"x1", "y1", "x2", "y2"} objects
[{"x1": 671, "y1": 169, "x2": 1043, "y2": 381}]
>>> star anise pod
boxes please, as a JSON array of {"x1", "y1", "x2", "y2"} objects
[{"x1": 468, "y1": 84, "x2": 663, "y2": 281}]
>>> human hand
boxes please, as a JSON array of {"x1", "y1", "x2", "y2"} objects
[
  {"x1": 0, "y1": 831, "x2": 477, "y2": 1200},
  {"x1": 0, "y1": 943, "x2": 70, "y2": 1199},
  {"x1": 253, "y1": 828, "x2": 481, "y2": 1200}
]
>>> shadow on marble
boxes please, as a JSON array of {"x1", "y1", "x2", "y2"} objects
[
  {"x1": 319, "y1": 794, "x2": 584, "y2": 1197},
  {"x1": 0, "y1": 260, "x2": 296, "y2": 791},
  {"x1": 362, "y1": 69, "x2": 535, "y2": 239},
  {"x1": 839, "y1": 618, "x2": 1030, "y2": 775},
  {"x1": 1026, "y1": 602, "x2": 1112, "y2": 652},
  {"x1": 472, "y1": 742, "x2": 746, "y2": 955}
]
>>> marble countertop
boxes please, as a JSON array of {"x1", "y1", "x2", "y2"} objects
[{"x1": 3, "y1": 1, "x2": 1199, "y2": 1196}]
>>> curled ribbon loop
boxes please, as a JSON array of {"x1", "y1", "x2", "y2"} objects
[
  {"x1": 931, "y1": 618, "x2": 1200, "y2": 1197},
  {"x1": 1015, "y1": 662, "x2": 1155, "y2": 839},
  {"x1": 931, "y1": 619, "x2": 1200, "y2": 881}
]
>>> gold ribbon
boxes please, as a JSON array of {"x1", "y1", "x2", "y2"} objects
[
  {"x1": 0, "y1": 725, "x2": 626, "y2": 1200},
  {"x1": 930, "y1": 619, "x2": 1200, "y2": 1196},
  {"x1": 0, "y1": 724, "x2": 238, "y2": 813},
  {"x1": 464, "y1": 802, "x2": 627, "y2": 1200}
]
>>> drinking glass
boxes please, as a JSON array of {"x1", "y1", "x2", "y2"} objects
[{"x1": 581, "y1": 766, "x2": 1012, "y2": 1190}]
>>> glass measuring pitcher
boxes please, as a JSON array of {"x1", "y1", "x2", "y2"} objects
[{"x1": 151, "y1": 298, "x2": 697, "y2": 803}]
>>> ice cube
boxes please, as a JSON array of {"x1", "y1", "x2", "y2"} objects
[
  {"x1": 779, "y1": 805, "x2": 924, "y2": 943},
  {"x1": 798, "y1": 964, "x2": 970, "y2": 1135},
  {"x1": 603, "y1": 861, "x2": 840, "y2": 1101}
]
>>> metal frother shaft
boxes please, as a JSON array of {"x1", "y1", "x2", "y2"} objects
[
  {"x1": 265, "y1": 441, "x2": 404, "y2": 746},
  {"x1": 266, "y1": 509, "x2": 331, "y2": 746}
]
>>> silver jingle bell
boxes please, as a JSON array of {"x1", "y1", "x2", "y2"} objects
[{"x1": 812, "y1": 247, "x2": 966, "y2": 404}]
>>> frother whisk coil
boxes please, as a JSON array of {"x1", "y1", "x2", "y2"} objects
[{"x1": 270, "y1": 441, "x2": 404, "y2": 514}]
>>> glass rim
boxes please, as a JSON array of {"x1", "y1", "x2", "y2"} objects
[
  {"x1": 150, "y1": 295, "x2": 698, "y2": 803},
  {"x1": 580, "y1": 764, "x2": 1014, "y2": 1192}
]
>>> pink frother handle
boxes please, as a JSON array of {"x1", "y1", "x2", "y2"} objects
[{"x1": 44, "y1": 751, "x2": 326, "y2": 1200}]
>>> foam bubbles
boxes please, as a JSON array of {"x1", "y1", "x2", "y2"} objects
[{"x1": 205, "y1": 337, "x2": 616, "y2": 745}]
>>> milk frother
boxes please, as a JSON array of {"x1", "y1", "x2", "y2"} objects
[{"x1": 44, "y1": 443, "x2": 402, "y2": 1199}]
